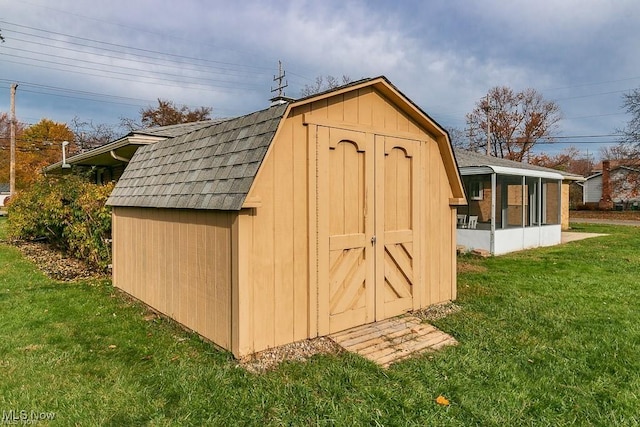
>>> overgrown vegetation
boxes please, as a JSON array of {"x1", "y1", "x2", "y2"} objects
[
  {"x1": 0, "y1": 220, "x2": 638, "y2": 425},
  {"x1": 6, "y1": 176, "x2": 113, "y2": 269}
]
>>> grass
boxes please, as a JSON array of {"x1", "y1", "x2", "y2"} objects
[{"x1": 1, "y1": 216, "x2": 639, "y2": 425}]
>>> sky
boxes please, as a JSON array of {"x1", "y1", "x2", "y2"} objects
[{"x1": 1, "y1": 0, "x2": 639, "y2": 160}]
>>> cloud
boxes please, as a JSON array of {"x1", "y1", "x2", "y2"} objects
[{"x1": 1, "y1": 0, "x2": 638, "y2": 156}]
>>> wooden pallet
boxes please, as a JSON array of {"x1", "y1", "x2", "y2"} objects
[{"x1": 330, "y1": 316, "x2": 457, "y2": 367}]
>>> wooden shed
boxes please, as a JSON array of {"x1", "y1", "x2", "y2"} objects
[{"x1": 107, "y1": 77, "x2": 466, "y2": 357}]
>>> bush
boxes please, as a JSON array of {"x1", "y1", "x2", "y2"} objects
[{"x1": 6, "y1": 176, "x2": 114, "y2": 269}]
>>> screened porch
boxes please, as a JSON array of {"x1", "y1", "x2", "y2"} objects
[{"x1": 457, "y1": 166, "x2": 563, "y2": 255}]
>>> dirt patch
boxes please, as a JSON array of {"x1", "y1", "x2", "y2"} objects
[
  {"x1": 237, "y1": 337, "x2": 344, "y2": 373},
  {"x1": 457, "y1": 261, "x2": 488, "y2": 274},
  {"x1": 9, "y1": 240, "x2": 106, "y2": 282},
  {"x1": 237, "y1": 303, "x2": 463, "y2": 373},
  {"x1": 413, "y1": 302, "x2": 462, "y2": 322}
]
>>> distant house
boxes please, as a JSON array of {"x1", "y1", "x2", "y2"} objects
[
  {"x1": 0, "y1": 183, "x2": 9, "y2": 208},
  {"x1": 105, "y1": 76, "x2": 466, "y2": 357},
  {"x1": 583, "y1": 160, "x2": 640, "y2": 209},
  {"x1": 454, "y1": 149, "x2": 583, "y2": 255}
]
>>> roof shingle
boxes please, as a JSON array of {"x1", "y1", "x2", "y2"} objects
[{"x1": 107, "y1": 104, "x2": 287, "y2": 210}]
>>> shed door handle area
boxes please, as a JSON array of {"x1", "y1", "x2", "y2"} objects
[{"x1": 371, "y1": 236, "x2": 377, "y2": 245}]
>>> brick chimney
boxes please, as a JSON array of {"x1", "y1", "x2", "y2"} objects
[{"x1": 598, "y1": 159, "x2": 614, "y2": 210}]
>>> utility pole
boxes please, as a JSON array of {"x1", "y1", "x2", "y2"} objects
[
  {"x1": 485, "y1": 93, "x2": 491, "y2": 156},
  {"x1": 10, "y1": 83, "x2": 18, "y2": 197}
]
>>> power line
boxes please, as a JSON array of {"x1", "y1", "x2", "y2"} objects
[
  {"x1": 0, "y1": 57, "x2": 254, "y2": 97},
  {"x1": 548, "y1": 134, "x2": 624, "y2": 139},
  {"x1": 0, "y1": 79, "x2": 156, "y2": 104},
  {"x1": 553, "y1": 89, "x2": 634, "y2": 102},
  {"x1": 0, "y1": 20, "x2": 274, "y2": 74},
  {"x1": 0, "y1": 52, "x2": 259, "y2": 90},
  {"x1": 536, "y1": 140, "x2": 623, "y2": 145},
  {"x1": 545, "y1": 76, "x2": 640, "y2": 92},
  {"x1": 17, "y1": 0, "x2": 275, "y2": 71},
  {"x1": 6, "y1": 31, "x2": 269, "y2": 79}
]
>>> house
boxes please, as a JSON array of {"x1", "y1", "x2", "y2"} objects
[
  {"x1": 44, "y1": 121, "x2": 222, "y2": 182},
  {"x1": 583, "y1": 160, "x2": 640, "y2": 209},
  {"x1": 0, "y1": 183, "x2": 9, "y2": 210},
  {"x1": 454, "y1": 149, "x2": 584, "y2": 255},
  {"x1": 105, "y1": 76, "x2": 466, "y2": 358}
]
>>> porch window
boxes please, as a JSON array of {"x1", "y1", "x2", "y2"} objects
[{"x1": 469, "y1": 180, "x2": 483, "y2": 200}]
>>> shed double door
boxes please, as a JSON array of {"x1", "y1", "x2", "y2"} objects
[{"x1": 317, "y1": 126, "x2": 421, "y2": 335}]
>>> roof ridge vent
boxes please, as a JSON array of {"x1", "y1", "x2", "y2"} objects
[{"x1": 269, "y1": 95, "x2": 295, "y2": 106}]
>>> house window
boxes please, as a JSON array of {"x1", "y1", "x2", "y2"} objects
[{"x1": 470, "y1": 180, "x2": 483, "y2": 200}]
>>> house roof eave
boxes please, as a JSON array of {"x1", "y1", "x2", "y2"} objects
[
  {"x1": 44, "y1": 134, "x2": 165, "y2": 174},
  {"x1": 459, "y1": 165, "x2": 564, "y2": 180}
]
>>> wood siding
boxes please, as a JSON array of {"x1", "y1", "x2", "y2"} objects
[
  {"x1": 112, "y1": 207, "x2": 233, "y2": 350},
  {"x1": 240, "y1": 87, "x2": 458, "y2": 354}
]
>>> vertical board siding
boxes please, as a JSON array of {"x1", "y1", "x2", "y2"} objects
[
  {"x1": 240, "y1": 87, "x2": 458, "y2": 353},
  {"x1": 242, "y1": 110, "x2": 313, "y2": 352},
  {"x1": 250, "y1": 132, "x2": 276, "y2": 352},
  {"x1": 292, "y1": 107, "x2": 311, "y2": 341},
  {"x1": 273, "y1": 117, "x2": 295, "y2": 346},
  {"x1": 112, "y1": 207, "x2": 233, "y2": 350}
]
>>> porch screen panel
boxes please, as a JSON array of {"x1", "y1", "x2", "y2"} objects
[
  {"x1": 542, "y1": 180, "x2": 561, "y2": 225},
  {"x1": 503, "y1": 176, "x2": 524, "y2": 228}
]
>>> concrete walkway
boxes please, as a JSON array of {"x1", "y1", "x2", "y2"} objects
[
  {"x1": 561, "y1": 231, "x2": 608, "y2": 244},
  {"x1": 330, "y1": 316, "x2": 457, "y2": 367}
]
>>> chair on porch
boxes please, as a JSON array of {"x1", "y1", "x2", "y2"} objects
[
  {"x1": 467, "y1": 215, "x2": 478, "y2": 229},
  {"x1": 457, "y1": 214, "x2": 467, "y2": 228}
]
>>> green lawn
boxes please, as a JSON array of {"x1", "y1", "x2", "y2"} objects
[{"x1": 1, "y1": 217, "x2": 639, "y2": 426}]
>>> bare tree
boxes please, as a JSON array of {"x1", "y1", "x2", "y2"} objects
[
  {"x1": 446, "y1": 127, "x2": 467, "y2": 149},
  {"x1": 599, "y1": 142, "x2": 638, "y2": 163},
  {"x1": 606, "y1": 88, "x2": 640, "y2": 166},
  {"x1": 530, "y1": 146, "x2": 593, "y2": 175},
  {"x1": 119, "y1": 116, "x2": 142, "y2": 133},
  {"x1": 300, "y1": 75, "x2": 352, "y2": 97},
  {"x1": 465, "y1": 86, "x2": 562, "y2": 161},
  {"x1": 71, "y1": 117, "x2": 118, "y2": 152},
  {"x1": 120, "y1": 99, "x2": 213, "y2": 131},
  {"x1": 621, "y1": 88, "x2": 640, "y2": 146}
]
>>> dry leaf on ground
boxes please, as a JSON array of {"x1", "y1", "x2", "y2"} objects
[{"x1": 436, "y1": 395, "x2": 450, "y2": 406}]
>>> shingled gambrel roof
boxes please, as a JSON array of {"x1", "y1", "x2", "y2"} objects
[{"x1": 106, "y1": 103, "x2": 287, "y2": 210}]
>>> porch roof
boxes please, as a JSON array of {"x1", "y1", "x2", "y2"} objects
[{"x1": 455, "y1": 149, "x2": 566, "y2": 180}]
